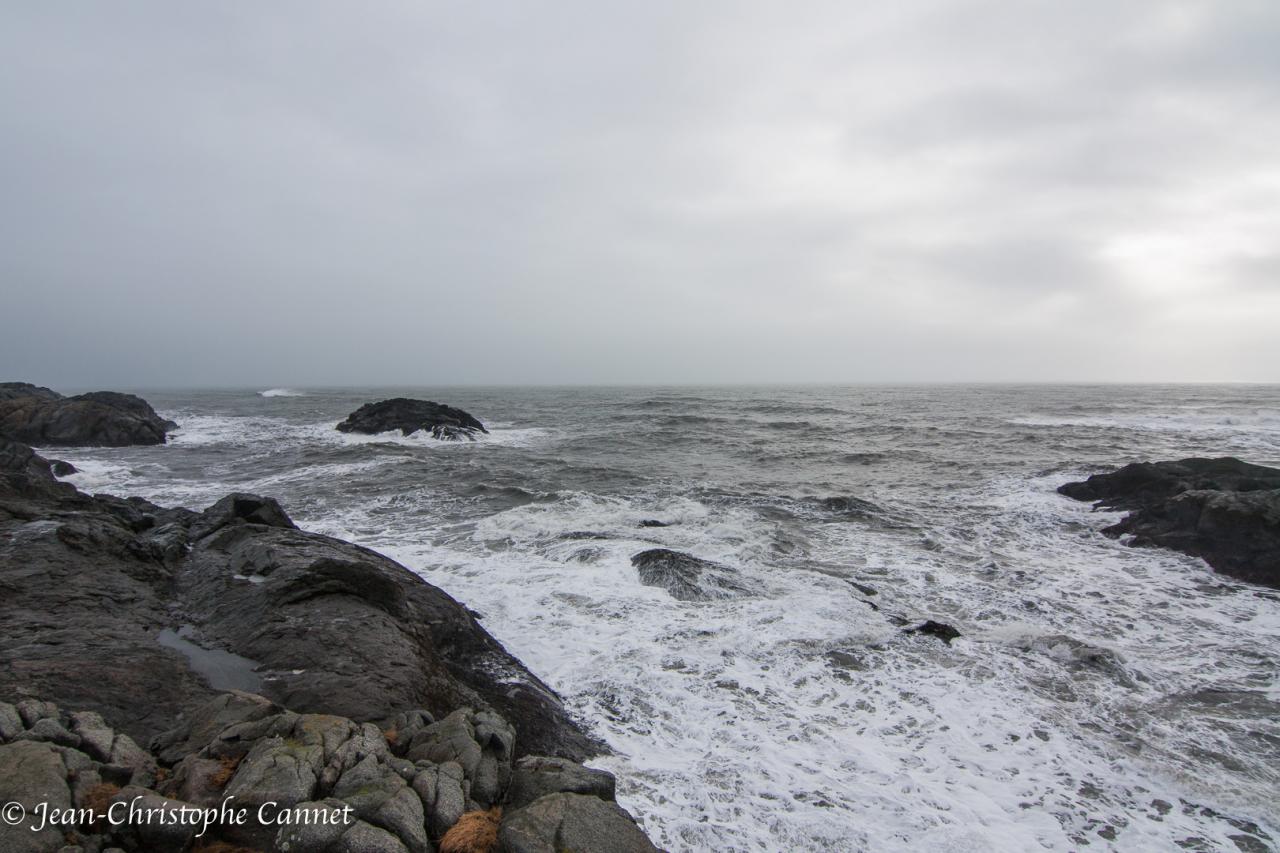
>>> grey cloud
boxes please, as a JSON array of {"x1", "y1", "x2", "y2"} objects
[{"x1": 1, "y1": 0, "x2": 1277, "y2": 387}]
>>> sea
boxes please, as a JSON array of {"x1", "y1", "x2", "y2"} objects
[{"x1": 53, "y1": 384, "x2": 1280, "y2": 852}]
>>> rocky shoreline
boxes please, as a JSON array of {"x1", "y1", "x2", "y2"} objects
[{"x1": 0, "y1": 418, "x2": 658, "y2": 851}]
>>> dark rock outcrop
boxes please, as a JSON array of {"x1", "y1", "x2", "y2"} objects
[
  {"x1": 630, "y1": 548, "x2": 753, "y2": 601},
  {"x1": 0, "y1": 438, "x2": 597, "y2": 761},
  {"x1": 0, "y1": 382, "x2": 175, "y2": 446},
  {"x1": 1059, "y1": 458, "x2": 1280, "y2": 588},
  {"x1": 336, "y1": 398, "x2": 487, "y2": 441}
]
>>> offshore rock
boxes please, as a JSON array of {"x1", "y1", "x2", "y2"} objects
[
  {"x1": 336, "y1": 398, "x2": 487, "y2": 441},
  {"x1": 630, "y1": 548, "x2": 753, "y2": 601}
]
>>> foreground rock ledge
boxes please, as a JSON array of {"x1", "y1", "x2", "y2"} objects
[
  {"x1": 1059, "y1": 457, "x2": 1280, "y2": 588},
  {"x1": 336, "y1": 398, "x2": 488, "y2": 441},
  {"x1": 0, "y1": 382, "x2": 176, "y2": 447},
  {"x1": 0, "y1": 692, "x2": 657, "y2": 853},
  {"x1": 0, "y1": 436, "x2": 597, "y2": 762}
]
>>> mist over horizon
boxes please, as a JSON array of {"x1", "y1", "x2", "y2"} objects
[{"x1": 3, "y1": 1, "x2": 1278, "y2": 388}]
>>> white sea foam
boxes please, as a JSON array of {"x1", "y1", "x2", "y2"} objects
[
  {"x1": 303, "y1": 478, "x2": 1279, "y2": 852},
  {"x1": 259, "y1": 388, "x2": 307, "y2": 397}
]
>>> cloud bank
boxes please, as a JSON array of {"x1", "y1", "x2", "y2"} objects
[{"x1": 2, "y1": 1, "x2": 1277, "y2": 386}]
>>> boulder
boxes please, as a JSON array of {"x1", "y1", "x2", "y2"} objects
[
  {"x1": 335, "y1": 398, "x2": 487, "y2": 441},
  {"x1": 1060, "y1": 458, "x2": 1280, "y2": 588},
  {"x1": 404, "y1": 708, "x2": 514, "y2": 808},
  {"x1": 630, "y1": 548, "x2": 753, "y2": 601},
  {"x1": 498, "y1": 792, "x2": 658, "y2": 853},
  {"x1": 411, "y1": 760, "x2": 468, "y2": 838},
  {"x1": 13, "y1": 717, "x2": 80, "y2": 748},
  {"x1": 0, "y1": 701, "x2": 23, "y2": 741},
  {"x1": 0, "y1": 740, "x2": 72, "y2": 853},
  {"x1": 505, "y1": 756, "x2": 616, "y2": 809},
  {"x1": 68, "y1": 711, "x2": 115, "y2": 762},
  {"x1": 151, "y1": 690, "x2": 282, "y2": 764},
  {"x1": 0, "y1": 384, "x2": 174, "y2": 447},
  {"x1": 331, "y1": 754, "x2": 429, "y2": 853}
]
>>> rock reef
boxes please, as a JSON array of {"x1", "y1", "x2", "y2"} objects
[
  {"x1": 0, "y1": 382, "x2": 175, "y2": 447},
  {"x1": 336, "y1": 399, "x2": 488, "y2": 441},
  {"x1": 1059, "y1": 457, "x2": 1280, "y2": 588}
]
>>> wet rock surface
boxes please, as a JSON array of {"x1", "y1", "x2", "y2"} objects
[
  {"x1": 1060, "y1": 458, "x2": 1280, "y2": 588},
  {"x1": 0, "y1": 437, "x2": 596, "y2": 760},
  {"x1": 0, "y1": 383, "x2": 175, "y2": 447},
  {"x1": 336, "y1": 398, "x2": 488, "y2": 441}
]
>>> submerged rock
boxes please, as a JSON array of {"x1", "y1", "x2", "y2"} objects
[
  {"x1": 1060, "y1": 458, "x2": 1280, "y2": 588},
  {"x1": 0, "y1": 382, "x2": 175, "y2": 447},
  {"x1": 336, "y1": 398, "x2": 487, "y2": 441},
  {"x1": 906, "y1": 620, "x2": 961, "y2": 644},
  {"x1": 630, "y1": 548, "x2": 753, "y2": 602}
]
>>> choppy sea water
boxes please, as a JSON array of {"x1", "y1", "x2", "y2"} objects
[{"x1": 55, "y1": 384, "x2": 1280, "y2": 852}]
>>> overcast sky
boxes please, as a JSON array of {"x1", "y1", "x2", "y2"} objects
[{"x1": 2, "y1": 1, "x2": 1277, "y2": 387}]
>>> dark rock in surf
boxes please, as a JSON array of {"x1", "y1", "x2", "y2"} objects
[
  {"x1": 336, "y1": 398, "x2": 488, "y2": 441},
  {"x1": 906, "y1": 620, "x2": 961, "y2": 644},
  {"x1": 638, "y1": 519, "x2": 670, "y2": 528},
  {"x1": 0, "y1": 382, "x2": 175, "y2": 447},
  {"x1": 1059, "y1": 458, "x2": 1280, "y2": 588},
  {"x1": 630, "y1": 548, "x2": 752, "y2": 601},
  {"x1": 50, "y1": 459, "x2": 76, "y2": 476},
  {"x1": 0, "y1": 438, "x2": 598, "y2": 762}
]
